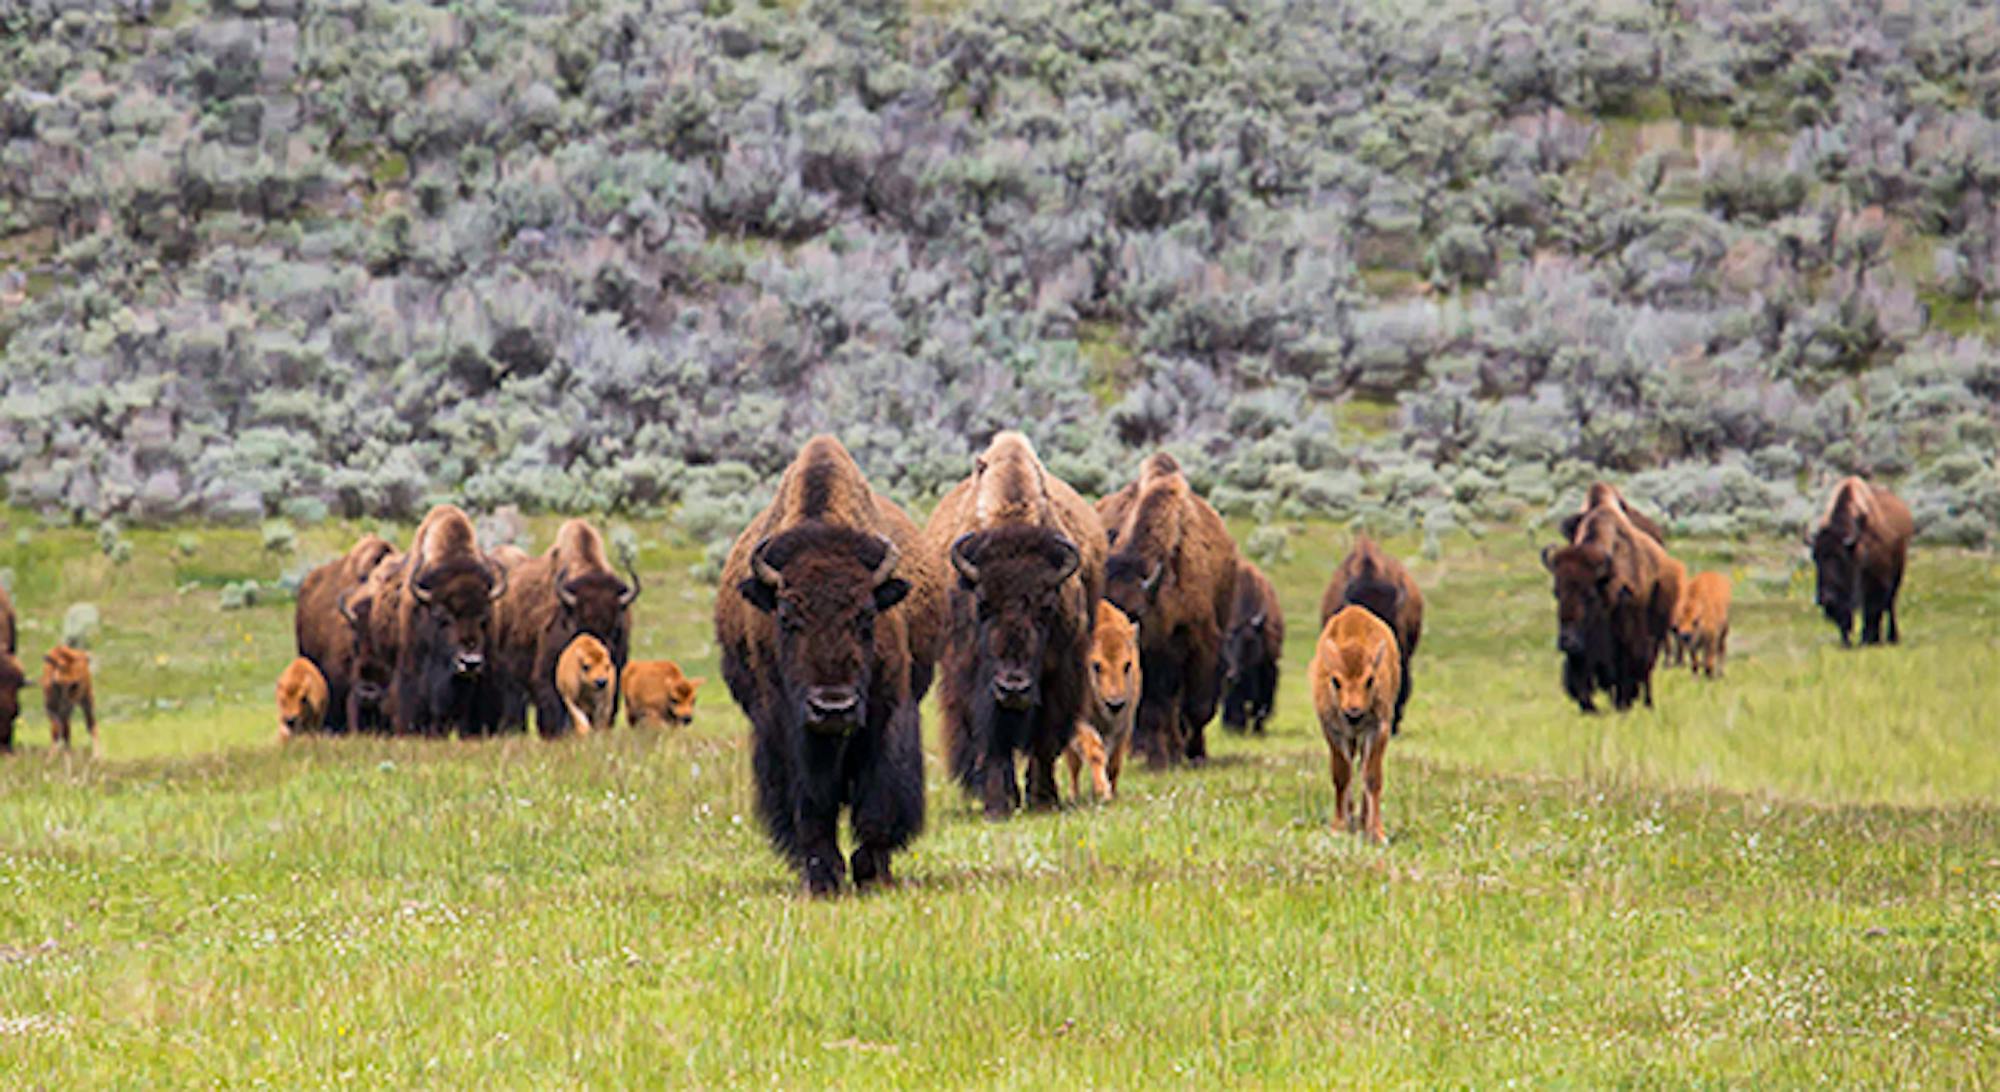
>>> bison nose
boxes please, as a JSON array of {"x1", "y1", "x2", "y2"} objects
[
  {"x1": 805, "y1": 686, "x2": 859, "y2": 724},
  {"x1": 1342, "y1": 708, "x2": 1366, "y2": 727},
  {"x1": 454, "y1": 651, "x2": 484, "y2": 675},
  {"x1": 1102, "y1": 696, "x2": 1129, "y2": 714},
  {"x1": 1557, "y1": 632, "x2": 1582, "y2": 654},
  {"x1": 993, "y1": 670, "x2": 1034, "y2": 709},
  {"x1": 591, "y1": 676, "x2": 608, "y2": 691}
]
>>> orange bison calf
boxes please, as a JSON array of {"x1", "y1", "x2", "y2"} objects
[
  {"x1": 622, "y1": 660, "x2": 704, "y2": 729},
  {"x1": 1310, "y1": 607, "x2": 1403, "y2": 844},
  {"x1": 1674, "y1": 572, "x2": 1732, "y2": 678},
  {"x1": 556, "y1": 634, "x2": 617, "y2": 736},
  {"x1": 1064, "y1": 601, "x2": 1141, "y2": 802},
  {"x1": 42, "y1": 646, "x2": 97, "y2": 751},
  {"x1": 275, "y1": 658, "x2": 330, "y2": 739}
]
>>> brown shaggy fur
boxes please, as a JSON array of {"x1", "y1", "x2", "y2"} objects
[
  {"x1": 490, "y1": 519, "x2": 639, "y2": 737},
  {"x1": 1096, "y1": 452, "x2": 1239, "y2": 767},
  {"x1": 1808, "y1": 477, "x2": 1915, "y2": 647},
  {"x1": 1674, "y1": 572, "x2": 1733, "y2": 678},
  {"x1": 622, "y1": 660, "x2": 704, "y2": 728},
  {"x1": 0, "y1": 586, "x2": 18, "y2": 751},
  {"x1": 1065, "y1": 601, "x2": 1140, "y2": 802},
  {"x1": 1558, "y1": 482, "x2": 1666, "y2": 545},
  {"x1": 555, "y1": 634, "x2": 617, "y2": 736},
  {"x1": 1546, "y1": 503, "x2": 1679, "y2": 711},
  {"x1": 386, "y1": 505, "x2": 505, "y2": 736},
  {"x1": 294, "y1": 533, "x2": 396, "y2": 733},
  {"x1": 275, "y1": 657, "x2": 329, "y2": 740},
  {"x1": 342, "y1": 550, "x2": 407, "y2": 733},
  {"x1": 1310, "y1": 607, "x2": 1402, "y2": 844},
  {"x1": 926, "y1": 432, "x2": 1106, "y2": 817},
  {"x1": 1318, "y1": 534, "x2": 1424, "y2": 733},
  {"x1": 41, "y1": 645, "x2": 96, "y2": 750}
]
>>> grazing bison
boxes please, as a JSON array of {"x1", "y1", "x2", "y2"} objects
[
  {"x1": 1311, "y1": 606, "x2": 1403, "y2": 845},
  {"x1": 1559, "y1": 482, "x2": 1666, "y2": 546},
  {"x1": 1674, "y1": 572, "x2": 1733, "y2": 678},
  {"x1": 0, "y1": 586, "x2": 18, "y2": 751},
  {"x1": 1319, "y1": 535, "x2": 1424, "y2": 735},
  {"x1": 715, "y1": 435, "x2": 944, "y2": 895},
  {"x1": 490, "y1": 519, "x2": 640, "y2": 736},
  {"x1": 1542, "y1": 503, "x2": 1678, "y2": 712},
  {"x1": 295, "y1": 534, "x2": 396, "y2": 733},
  {"x1": 1808, "y1": 477, "x2": 1914, "y2": 647},
  {"x1": 623, "y1": 660, "x2": 704, "y2": 728},
  {"x1": 388, "y1": 505, "x2": 507, "y2": 737},
  {"x1": 1096, "y1": 453, "x2": 1239, "y2": 767},
  {"x1": 1221, "y1": 560, "x2": 1283, "y2": 735},
  {"x1": 555, "y1": 634, "x2": 616, "y2": 736},
  {"x1": 275, "y1": 658, "x2": 329, "y2": 740},
  {"x1": 927, "y1": 432, "x2": 1105, "y2": 818},
  {"x1": 1064, "y1": 601, "x2": 1140, "y2": 802},
  {"x1": 42, "y1": 646, "x2": 96, "y2": 750}
]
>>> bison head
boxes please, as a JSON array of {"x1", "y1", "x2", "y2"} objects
[
  {"x1": 556, "y1": 562, "x2": 640, "y2": 644},
  {"x1": 738, "y1": 526, "x2": 910, "y2": 735},
  {"x1": 1222, "y1": 608, "x2": 1267, "y2": 688},
  {"x1": 950, "y1": 527, "x2": 1082, "y2": 712},
  {"x1": 339, "y1": 591, "x2": 390, "y2": 706},
  {"x1": 1325, "y1": 628, "x2": 1390, "y2": 732},
  {"x1": 0, "y1": 653, "x2": 22, "y2": 746},
  {"x1": 1543, "y1": 542, "x2": 1617, "y2": 659},
  {"x1": 1102, "y1": 551, "x2": 1165, "y2": 622},
  {"x1": 1808, "y1": 522, "x2": 1860, "y2": 643},
  {"x1": 410, "y1": 558, "x2": 507, "y2": 676},
  {"x1": 1088, "y1": 607, "x2": 1139, "y2": 716}
]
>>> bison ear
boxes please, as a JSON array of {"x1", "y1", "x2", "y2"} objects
[
  {"x1": 737, "y1": 577, "x2": 778, "y2": 614},
  {"x1": 688, "y1": 677, "x2": 706, "y2": 691},
  {"x1": 873, "y1": 577, "x2": 911, "y2": 613}
]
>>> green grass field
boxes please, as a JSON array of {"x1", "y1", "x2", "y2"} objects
[{"x1": 1, "y1": 512, "x2": 1995, "y2": 1085}]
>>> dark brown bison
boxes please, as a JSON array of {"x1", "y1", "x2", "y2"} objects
[
  {"x1": 1221, "y1": 559, "x2": 1282, "y2": 735},
  {"x1": 1320, "y1": 534, "x2": 1424, "y2": 734},
  {"x1": 715, "y1": 436, "x2": 944, "y2": 896},
  {"x1": 386, "y1": 505, "x2": 507, "y2": 737},
  {"x1": 1542, "y1": 503, "x2": 1678, "y2": 713},
  {"x1": 489, "y1": 519, "x2": 639, "y2": 736},
  {"x1": 1096, "y1": 452, "x2": 1239, "y2": 767},
  {"x1": 0, "y1": 584, "x2": 19, "y2": 751},
  {"x1": 337, "y1": 550, "x2": 406, "y2": 734},
  {"x1": 1559, "y1": 482, "x2": 1666, "y2": 546},
  {"x1": 294, "y1": 534, "x2": 396, "y2": 733},
  {"x1": 927, "y1": 432, "x2": 1106, "y2": 818},
  {"x1": 1808, "y1": 477, "x2": 1914, "y2": 647}
]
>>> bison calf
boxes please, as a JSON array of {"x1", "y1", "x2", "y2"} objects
[
  {"x1": 1310, "y1": 607, "x2": 1402, "y2": 845},
  {"x1": 622, "y1": 660, "x2": 704, "y2": 729},
  {"x1": 1064, "y1": 601, "x2": 1140, "y2": 802},
  {"x1": 556, "y1": 634, "x2": 617, "y2": 736},
  {"x1": 42, "y1": 646, "x2": 96, "y2": 751},
  {"x1": 1674, "y1": 572, "x2": 1732, "y2": 678},
  {"x1": 1221, "y1": 561, "x2": 1283, "y2": 735},
  {"x1": 276, "y1": 658, "x2": 329, "y2": 740}
]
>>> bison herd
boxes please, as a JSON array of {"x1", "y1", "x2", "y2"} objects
[{"x1": 0, "y1": 434, "x2": 1921, "y2": 895}]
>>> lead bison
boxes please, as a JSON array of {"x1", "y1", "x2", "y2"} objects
[
  {"x1": 927, "y1": 432, "x2": 1105, "y2": 818},
  {"x1": 1319, "y1": 534, "x2": 1423, "y2": 735},
  {"x1": 1096, "y1": 452, "x2": 1239, "y2": 767},
  {"x1": 1220, "y1": 560, "x2": 1282, "y2": 735},
  {"x1": 383, "y1": 505, "x2": 507, "y2": 737},
  {"x1": 1807, "y1": 477, "x2": 1914, "y2": 647},
  {"x1": 489, "y1": 519, "x2": 639, "y2": 736},
  {"x1": 715, "y1": 436, "x2": 944, "y2": 896},
  {"x1": 295, "y1": 534, "x2": 396, "y2": 733},
  {"x1": 1542, "y1": 502, "x2": 1678, "y2": 712}
]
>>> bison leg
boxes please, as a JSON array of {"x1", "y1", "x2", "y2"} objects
[
  {"x1": 1106, "y1": 726, "x2": 1130, "y2": 798},
  {"x1": 1360, "y1": 732, "x2": 1388, "y2": 845},
  {"x1": 1326, "y1": 745, "x2": 1354, "y2": 833},
  {"x1": 1134, "y1": 648, "x2": 1181, "y2": 768},
  {"x1": 795, "y1": 733, "x2": 848, "y2": 896},
  {"x1": 1180, "y1": 642, "x2": 1222, "y2": 766},
  {"x1": 1714, "y1": 628, "x2": 1728, "y2": 677},
  {"x1": 1562, "y1": 656, "x2": 1597, "y2": 714},
  {"x1": 83, "y1": 695, "x2": 97, "y2": 751},
  {"x1": 1392, "y1": 656, "x2": 1413, "y2": 735},
  {"x1": 849, "y1": 700, "x2": 924, "y2": 893},
  {"x1": 1253, "y1": 659, "x2": 1278, "y2": 734},
  {"x1": 49, "y1": 709, "x2": 68, "y2": 749}
]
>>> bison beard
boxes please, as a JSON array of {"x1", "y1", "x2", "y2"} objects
[{"x1": 941, "y1": 527, "x2": 1087, "y2": 819}]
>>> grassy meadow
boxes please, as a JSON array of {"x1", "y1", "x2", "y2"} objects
[{"x1": 0, "y1": 510, "x2": 1996, "y2": 1085}]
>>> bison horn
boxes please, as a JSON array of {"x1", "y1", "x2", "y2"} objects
[
  {"x1": 410, "y1": 570, "x2": 435, "y2": 605},
  {"x1": 488, "y1": 559, "x2": 509, "y2": 601},
  {"x1": 1541, "y1": 544, "x2": 1558, "y2": 572},
  {"x1": 617, "y1": 561, "x2": 641, "y2": 608},
  {"x1": 870, "y1": 535, "x2": 901, "y2": 587},
  {"x1": 338, "y1": 589, "x2": 360, "y2": 625},
  {"x1": 556, "y1": 566, "x2": 578, "y2": 608},
  {"x1": 1051, "y1": 534, "x2": 1081, "y2": 584},
  {"x1": 1141, "y1": 560, "x2": 1164, "y2": 595},
  {"x1": 750, "y1": 536, "x2": 783, "y2": 590},
  {"x1": 950, "y1": 532, "x2": 980, "y2": 585}
]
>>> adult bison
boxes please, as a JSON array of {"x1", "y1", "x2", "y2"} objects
[
  {"x1": 295, "y1": 534, "x2": 396, "y2": 733},
  {"x1": 1220, "y1": 560, "x2": 1282, "y2": 735},
  {"x1": 927, "y1": 432, "x2": 1105, "y2": 818},
  {"x1": 338, "y1": 550, "x2": 406, "y2": 734},
  {"x1": 1558, "y1": 482, "x2": 1666, "y2": 546},
  {"x1": 489, "y1": 519, "x2": 640, "y2": 736},
  {"x1": 1542, "y1": 503, "x2": 1678, "y2": 712},
  {"x1": 1807, "y1": 477, "x2": 1914, "y2": 647},
  {"x1": 1319, "y1": 535, "x2": 1424, "y2": 734},
  {"x1": 1096, "y1": 452, "x2": 1238, "y2": 767},
  {"x1": 386, "y1": 505, "x2": 507, "y2": 737},
  {"x1": 715, "y1": 435, "x2": 944, "y2": 896},
  {"x1": 0, "y1": 585, "x2": 19, "y2": 751}
]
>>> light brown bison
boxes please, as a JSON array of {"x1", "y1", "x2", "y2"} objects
[
  {"x1": 275, "y1": 658, "x2": 329, "y2": 740},
  {"x1": 1543, "y1": 502, "x2": 1679, "y2": 712},
  {"x1": 1808, "y1": 477, "x2": 1914, "y2": 647},
  {"x1": 1674, "y1": 572, "x2": 1732, "y2": 677},
  {"x1": 555, "y1": 634, "x2": 617, "y2": 736},
  {"x1": 927, "y1": 432, "x2": 1105, "y2": 818},
  {"x1": 41, "y1": 645, "x2": 96, "y2": 751},
  {"x1": 1064, "y1": 600, "x2": 1140, "y2": 802},
  {"x1": 1221, "y1": 560, "x2": 1283, "y2": 735},
  {"x1": 715, "y1": 435, "x2": 944, "y2": 896},
  {"x1": 1311, "y1": 606, "x2": 1402, "y2": 845},
  {"x1": 490, "y1": 519, "x2": 639, "y2": 736},
  {"x1": 1318, "y1": 534, "x2": 1424, "y2": 735},
  {"x1": 386, "y1": 505, "x2": 507, "y2": 737},
  {"x1": 1559, "y1": 482, "x2": 1666, "y2": 545},
  {"x1": 1096, "y1": 452, "x2": 1239, "y2": 767},
  {"x1": 294, "y1": 533, "x2": 396, "y2": 733},
  {"x1": 622, "y1": 660, "x2": 704, "y2": 728}
]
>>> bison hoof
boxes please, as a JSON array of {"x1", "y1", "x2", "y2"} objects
[
  {"x1": 802, "y1": 855, "x2": 845, "y2": 898},
  {"x1": 851, "y1": 847, "x2": 893, "y2": 891}
]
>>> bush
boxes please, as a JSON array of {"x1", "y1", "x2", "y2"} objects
[{"x1": 62, "y1": 603, "x2": 101, "y2": 648}]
